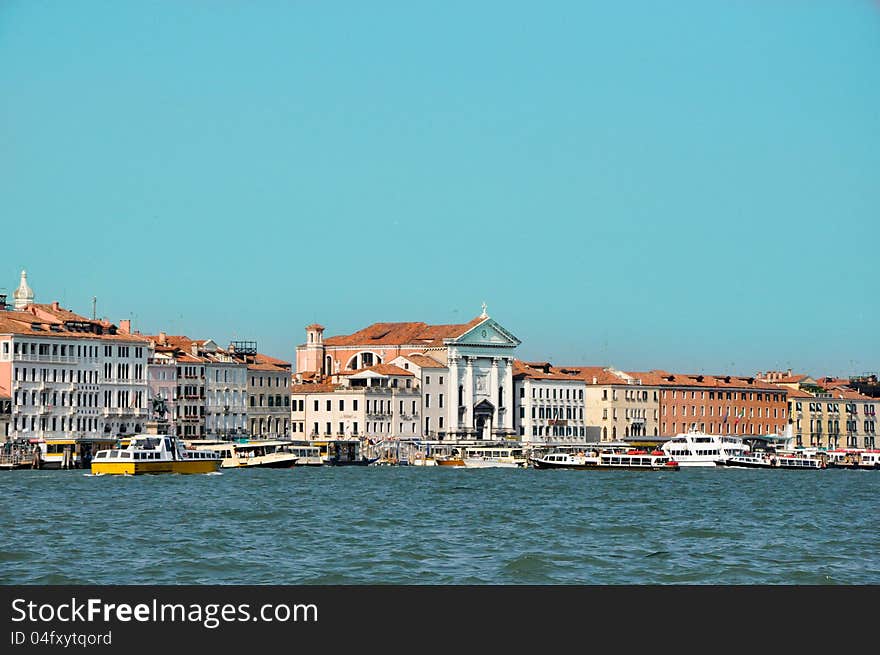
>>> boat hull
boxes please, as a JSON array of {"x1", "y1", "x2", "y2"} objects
[{"x1": 91, "y1": 460, "x2": 221, "y2": 475}]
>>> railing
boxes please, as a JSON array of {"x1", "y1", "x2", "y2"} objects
[{"x1": 13, "y1": 353, "x2": 95, "y2": 364}]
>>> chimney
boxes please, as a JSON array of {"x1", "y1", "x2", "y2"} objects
[
  {"x1": 52, "y1": 301, "x2": 60, "y2": 311},
  {"x1": 191, "y1": 343, "x2": 199, "y2": 356},
  {"x1": 119, "y1": 319, "x2": 131, "y2": 335},
  {"x1": 787, "y1": 369, "x2": 792, "y2": 377},
  {"x1": 159, "y1": 332, "x2": 167, "y2": 345},
  {"x1": 592, "y1": 376, "x2": 597, "y2": 385}
]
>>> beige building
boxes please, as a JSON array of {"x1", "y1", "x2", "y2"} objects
[
  {"x1": 582, "y1": 368, "x2": 661, "y2": 441},
  {"x1": 290, "y1": 364, "x2": 420, "y2": 441},
  {"x1": 767, "y1": 373, "x2": 878, "y2": 449}
]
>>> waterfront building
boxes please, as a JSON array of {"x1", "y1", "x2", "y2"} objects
[
  {"x1": 0, "y1": 301, "x2": 151, "y2": 442},
  {"x1": 1, "y1": 393, "x2": 10, "y2": 440},
  {"x1": 202, "y1": 342, "x2": 248, "y2": 440},
  {"x1": 146, "y1": 341, "x2": 178, "y2": 434},
  {"x1": 760, "y1": 371, "x2": 877, "y2": 448},
  {"x1": 582, "y1": 368, "x2": 661, "y2": 441},
  {"x1": 512, "y1": 361, "x2": 590, "y2": 446},
  {"x1": 637, "y1": 371, "x2": 789, "y2": 437},
  {"x1": 294, "y1": 305, "x2": 520, "y2": 441},
  {"x1": 231, "y1": 346, "x2": 291, "y2": 438},
  {"x1": 141, "y1": 334, "x2": 207, "y2": 439},
  {"x1": 388, "y1": 353, "x2": 447, "y2": 440},
  {"x1": 290, "y1": 364, "x2": 420, "y2": 441}
]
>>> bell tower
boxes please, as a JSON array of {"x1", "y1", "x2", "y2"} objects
[
  {"x1": 299, "y1": 323, "x2": 326, "y2": 375},
  {"x1": 13, "y1": 270, "x2": 34, "y2": 310}
]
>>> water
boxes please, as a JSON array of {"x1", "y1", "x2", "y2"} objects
[{"x1": 1, "y1": 467, "x2": 878, "y2": 584}]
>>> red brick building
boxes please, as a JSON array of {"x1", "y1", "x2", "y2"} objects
[{"x1": 636, "y1": 371, "x2": 789, "y2": 437}]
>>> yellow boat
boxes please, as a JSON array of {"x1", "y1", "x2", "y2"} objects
[{"x1": 91, "y1": 434, "x2": 222, "y2": 475}]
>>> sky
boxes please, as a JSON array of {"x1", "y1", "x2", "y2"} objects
[{"x1": 1, "y1": 1, "x2": 878, "y2": 377}]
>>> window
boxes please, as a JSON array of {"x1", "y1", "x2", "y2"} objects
[
  {"x1": 425, "y1": 394, "x2": 430, "y2": 408},
  {"x1": 353, "y1": 399, "x2": 358, "y2": 411},
  {"x1": 439, "y1": 393, "x2": 444, "y2": 408}
]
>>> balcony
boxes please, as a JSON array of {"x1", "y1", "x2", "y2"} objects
[{"x1": 13, "y1": 352, "x2": 80, "y2": 364}]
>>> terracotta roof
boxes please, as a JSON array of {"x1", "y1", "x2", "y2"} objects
[
  {"x1": 816, "y1": 376, "x2": 851, "y2": 389},
  {"x1": 253, "y1": 353, "x2": 290, "y2": 367},
  {"x1": 784, "y1": 387, "x2": 815, "y2": 399},
  {"x1": 512, "y1": 360, "x2": 623, "y2": 384},
  {"x1": 400, "y1": 353, "x2": 446, "y2": 369},
  {"x1": 631, "y1": 370, "x2": 789, "y2": 392},
  {"x1": 320, "y1": 316, "x2": 485, "y2": 348},
  {"x1": 338, "y1": 364, "x2": 414, "y2": 377},
  {"x1": 0, "y1": 311, "x2": 150, "y2": 342},
  {"x1": 827, "y1": 386, "x2": 877, "y2": 401},
  {"x1": 290, "y1": 382, "x2": 341, "y2": 394},
  {"x1": 247, "y1": 362, "x2": 290, "y2": 372}
]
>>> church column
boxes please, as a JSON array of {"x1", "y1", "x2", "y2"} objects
[
  {"x1": 503, "y1": 357, "x2": 514, "y2": 432},
  {"x1": 490, "y1": 357, "x2": 499, "y2": 437},
  {"x1": 464, "y1": 357, "x2": 474, "y2": 435},
  {"x1": 448, "y1": 356, "x2": 460, "y2": 435}
]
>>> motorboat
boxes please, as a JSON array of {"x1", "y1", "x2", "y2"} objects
[
  {"x1": 661, "y1": 428, "x2": 748, "y2": 467},
  {"x1": 91, "y1": 434, "x2": 221, "y2": 475}
]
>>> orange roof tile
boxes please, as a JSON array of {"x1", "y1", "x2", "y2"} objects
[
  {"x1": 338, "y1": 363, "x2": 414, "y2": 377},
  {"x1": 290, "y1": 382, "x2": 341, "y2": 394},
  {"x1": 400, "y1": 353, "x2": 446, "y2": 369},
  {"x1": 320, "y1": 316, "x2": 485, "y2": 348}
]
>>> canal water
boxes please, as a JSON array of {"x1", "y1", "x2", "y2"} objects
[{"x1": 1, "y1": 467, "x2": 878, "y2": 584}]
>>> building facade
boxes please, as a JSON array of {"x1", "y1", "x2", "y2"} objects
[
  {"x1": 642, "y1": 371, "x2": 789, "y2": 437},
  {"x1": 0, "y1": 303, "x2": 151, "y2": 442},
  {"x1": 294, "y1": 307, "x2": 520, "y2": 442},
  {"x1": 761, "y1": 372, "x2": 878, "y2": 448},
  {"x1": 512, "y1": 361, "x2": 589, "y2": 446},
  {"x1": 290, "y1": 365, "x2": 420, "y2": 441}
]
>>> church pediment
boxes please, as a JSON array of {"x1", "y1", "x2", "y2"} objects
[{"x1": 448, "y1": 318, "x2": 521, "y2": 347}]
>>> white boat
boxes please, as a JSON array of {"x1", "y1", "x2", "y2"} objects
[
  {"x1": 825, "y1": 449, "x2": 880, "y2": 470},
  {"x1": 661, "y1": 427, "x2": 748, "y2": 467},
  {"x1": 532, "y1": 448, "x2": 680, "y2": 471},
  {"x1": 192, "y1": 440, "x2": 299, "y2": 469},
  {"x1": 285, "y1": 444, "x2": 324, "y2": 466},
  {"x1": 721, "y1": 451, "x2": 825, "y2": 470},
  {"x1": 462, "y1": 446, "x2": 528, "y2": 468}
]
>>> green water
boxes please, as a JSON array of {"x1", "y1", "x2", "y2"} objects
[{"x1": 1, "y1": 466, "x2": 877, "y2": 584}]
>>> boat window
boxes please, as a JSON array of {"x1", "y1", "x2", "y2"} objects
[{"x1": 109, "y1": 451, "x2": 119, "y2": 458}]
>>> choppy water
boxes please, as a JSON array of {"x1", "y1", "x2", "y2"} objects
[{"x1": 1, "y1": 467, "x2": 878, "y2": 584}]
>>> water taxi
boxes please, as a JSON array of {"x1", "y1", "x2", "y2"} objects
[
  {"x1": 91, "y1": 435, "x2": 221, "y2": 475},
  {"x1": 192, "y1": 440, "x2": 299, "y2": 469},
  {"x1": 661, "y1": 428, "x2": 747, "y2": 467},
  {"x1": 462, "y1": 446, "x2": 528, "y2": 468},
  {"x1": 532, "y1": 448, "x2": 679, "y2": 471},
  {"x1": 285, "y1": 444, "x2": 324, "y2": 466},
  {"x1": 721, "y1": 452, "x2": 825, "y2": 470},
  {"x1": 825, "y1": 449, "x2": 880, "y2": 470}
]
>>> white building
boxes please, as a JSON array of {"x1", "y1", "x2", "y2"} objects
[
  {"x1": 512, "y1": 361, "x2": 590, "y2": 446},
  {"x1": 294, "y1": 305, "x2": 521, "y2": 442},
  {"x1": 0, "y1": 301, "x2": 151, "y2": 442},
  {"x1": 290, "y1": 364, "x2": 420, "y2": 441}
]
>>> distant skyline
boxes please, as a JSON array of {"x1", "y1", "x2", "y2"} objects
[{"x1": 2, "y1": 2, "x2": 877, "y2": 377}]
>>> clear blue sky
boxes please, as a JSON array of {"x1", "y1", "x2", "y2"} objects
[{"x1": 2, "y1": 1, "x2": 878, "y2": 377}]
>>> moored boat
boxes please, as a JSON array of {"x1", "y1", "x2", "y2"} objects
[
  {"x1": 661, "y1": 428, "x2": 747, "y2": 467},
  {"x1": 825, "y1": 449, "x2": 880, "y2": 470},
  {"x1": 462, "y1": 446, "x2": 528, "y2": 469},
  {"x1": 91, "y1": 434, "x2": 221, "y2": 475},
  {"x1": 192, "y1": 440, "x2": 299, "y2": 469},
  {"x1": 532, "y1": 448, "x2": 679, "y2": 471},
  {"x1": 721, "y1": 451, "x2": 825, "y2": 470}
]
